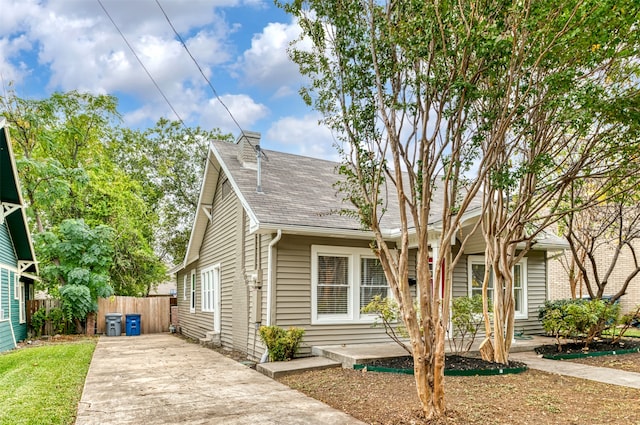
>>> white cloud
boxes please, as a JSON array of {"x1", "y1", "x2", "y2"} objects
[
  {"x1": 266, "y1": 113, "x2": 338, "y2": 160},
  {"x1": 200, "y1": 93, "x2": 269, "y2": 133},
  {"x1": 236, "y1": 20, "x2": 308, "y2": 95}
]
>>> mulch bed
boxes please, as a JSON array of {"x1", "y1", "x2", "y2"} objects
[
  {"x1": 534, "y1": 338, "x2": 640, "y2": 356},
  {"x1": 362, "y1": 354, "x2": 526, "y2": 371}
]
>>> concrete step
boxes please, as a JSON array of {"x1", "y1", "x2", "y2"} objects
[
  {"x1": 257, "y1": 356, "x2": 341, "y2": 379},
  {"x1": 199, "y1": 331, "x2": 221, "y2": 348}
]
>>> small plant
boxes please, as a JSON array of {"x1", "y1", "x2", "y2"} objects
[
  {"x1": 47, "y1": 307, "x2": 67, "y2": 335},
  {"x1": 448, "y1": 295, "x2": 488, "y2": 355},
  {"x1": 361, "y1": 295, "x2": 412, "y2": 355},
  {"x1": 30, "y1": 308, "x2": 47, "y2": 337},
  {"x1": 258, "y1": 325, "x2": 305, "y2": 361}
]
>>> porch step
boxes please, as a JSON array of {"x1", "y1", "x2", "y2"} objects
[
  {"x1": 199, "y1": 331, "x2": 221, "y2": 348},
  {"x1": 257, "y1": 356, "x2": 341, "y2": 379},
  {"x1": 313, "y1": 343, "x2": 410, "y2": 368}
]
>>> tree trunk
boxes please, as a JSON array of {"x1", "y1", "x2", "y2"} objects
[{"x1": 413, "y1": 322, "x2": 446, "y2": 421}]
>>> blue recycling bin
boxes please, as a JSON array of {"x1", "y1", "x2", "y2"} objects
[{"x1": 125, "y1": 314, "x2": 141, "y2": 336}]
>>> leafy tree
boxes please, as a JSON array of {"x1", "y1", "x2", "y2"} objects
[
  {"x1": 1, "y1": 90, "x2": 166, "y2": 296},
  {"x1": 36, "y1": 219, "x2": 115, "y2": 332},
  {"x1": 281, "y1": 0, "x2": 640, "y2": 419},
  {"x1": 109, "y1": 118, "x2": 233, "y2": 263}
]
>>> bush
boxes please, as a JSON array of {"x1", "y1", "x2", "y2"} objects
[
  {"x1": 538, "y1": 298, "x2": 620, "y2": 348},
  {"x1": 448, "y1": 295, "x2": 488, "y2": 355},
  {"x1": 361, "y1": 295, "x2": 412, "y2": 354},
  {"x1": 258, "y1": 325, "x2": 305, "y2": 361},
  {"x1": 30, "y1": 308, "x2": 47, "y2": 337}
]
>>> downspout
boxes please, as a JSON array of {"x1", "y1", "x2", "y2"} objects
[{"x1": 261, "y1": 229, "x2": 282, "y2": 363}]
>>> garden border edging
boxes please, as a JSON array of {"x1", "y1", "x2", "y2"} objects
[
  {"x1": 541, "y1": 346, "x2": 640, "y2": 360},
  {"x1": 353, "y1": 364, "x2": 528, "y2": 376}
]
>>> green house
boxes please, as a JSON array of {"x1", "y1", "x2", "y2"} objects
[{"x1": 0, "y1": 120, "x2": 38, "y2": 353}]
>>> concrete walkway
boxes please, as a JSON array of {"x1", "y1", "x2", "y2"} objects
[
  {"x1": 510, "y1": 351, "x2": 640, "y2": 389},
  {"x1": 76, "y1": 334, "x2": 366, "y2": 425}
]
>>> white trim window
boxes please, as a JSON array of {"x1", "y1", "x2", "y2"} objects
[
  {"x1": 19, "y1": 281, "x2": 25, "y2": 324},
  {"x1": 311, "y1": 246, "x2": 389, "y2": 324},
  {"x1": 190, "y1": 270, "x2": 196, "y2": 313},
  {"x1": 183, "y1": 275, "x2": 187, "y2": 301},
  {"x1": 467, "y1": 256, "x2": 528, "y2": 319},
  {"x1": 201, "y1": 265, "x2": 221, "y2": 332},
  {"x1": 14, "y1": 273, "x2": 19, "y2": 300}
]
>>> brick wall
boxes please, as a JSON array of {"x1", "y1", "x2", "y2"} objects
[{"x1": 548, "y1": 241, "x2": 640, "y2": 314}]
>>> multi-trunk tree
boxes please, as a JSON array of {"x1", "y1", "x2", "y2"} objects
[{"x1": 281, "y1": 0, "x2": 640, "y2": 420}]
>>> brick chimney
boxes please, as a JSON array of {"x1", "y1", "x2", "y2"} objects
[{"x1": 236, "y1": 131, "x2": 261, "y2": 170}]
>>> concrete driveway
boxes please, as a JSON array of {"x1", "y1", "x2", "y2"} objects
[{"x1": 76, "y1": 334, "x2": 365, "y2": 425}]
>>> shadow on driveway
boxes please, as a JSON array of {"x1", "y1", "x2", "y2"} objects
[{"x1": 76, "y1": 334, "x2": 365, "y2": 425}]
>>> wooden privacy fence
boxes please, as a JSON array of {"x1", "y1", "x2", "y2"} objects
[
  {"x1": 97, "y1": 296, "x2": 171, "y2": 335},
  {"x1": 26, "y1": 299, "x2": 66, "y2": 336}
]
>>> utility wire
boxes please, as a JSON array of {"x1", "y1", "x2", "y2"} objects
[
  {"x1": 97, "y1": 0, "x2": 225, "y2": 179},
  {"x1": 154, "y1": 0, "x2": 267, "y2": 159},
  {"x1": 97, "y1": 0, "x2": 187, "y2": 128}
]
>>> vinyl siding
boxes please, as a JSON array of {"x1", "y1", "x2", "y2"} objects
[
  {"x1": 0, "y1": 223, "x2": 18, "y2": 353},
  {"x1": 274, "y1": 235, "x2": 399, "y2": 356},
  {"x1": 450, "y1": 251, "x2": 547, "y2": 334},
  {"x1": 0, "y1": 268, "x2": 16, "y2": 352},
  {"x1": 177, "y1": 172, "x2": 240, "y2": 345},
  {"x1": 0, "y1": 222, "x2": 17, "y2": 267}
]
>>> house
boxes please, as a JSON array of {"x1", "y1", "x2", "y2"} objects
[
  {"x1": 548, "y1": 243, "x2": 640, "y2": 314},
  {"x1": 0, "y1": 120, "x2": 38, "y2": 353},
  {"x1": 171, "y1": 131, "x2": 566, "y2": 360}
]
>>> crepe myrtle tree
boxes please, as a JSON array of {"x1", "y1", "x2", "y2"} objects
[
  {"x1": 473, "y1": 0, "x2": 640, "y2": 364},
  {"x1": 280, "y1": 0, "x2": 507, "y2": 419},
  {"x1": 281, "y1": 0, "x2": 640, "y2": 419},
  {"x1": 563, "y1": 184, "x2": 640, "y2": 306}
]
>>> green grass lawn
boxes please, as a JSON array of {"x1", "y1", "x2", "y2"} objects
[
  {"x1": 602, "y1": 327, "x2": 640, "y2": 338},
  {"x1": 0, "y1": 339, "x2": 97, "y2": 425}
]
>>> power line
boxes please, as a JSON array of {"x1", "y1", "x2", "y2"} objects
[
  {"x1": 97, "y1": 0, "x2": 187, "y2": 128},
  {"x1": 154, "y1": 0, "x2": 266, "y2": 159}
]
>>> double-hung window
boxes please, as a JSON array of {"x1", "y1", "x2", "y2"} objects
[
  {"x1": 312, "y1": 246, "x2": 390, "y2": 324},
  {"x1": 467, "y1": 256, "x2": 528, "y2": 319}
]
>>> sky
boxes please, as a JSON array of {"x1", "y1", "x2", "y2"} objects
[{"x1": 0, "y1": 0, "x2": 339, "y2": 160}]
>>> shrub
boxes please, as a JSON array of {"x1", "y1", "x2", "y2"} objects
[
  {"x1": 448, "y1": 295, "x2": 488, "y2": 355},
  {"x1": 361, "y1": 295, "x2": 412, "y2": 354},
  {"x1": 47, "y1": 307, "x2": 67, "y2": 335},
  {"x1": 31, "y1": 308, "x2": 47, "y2": 337},
  {"x1": 538, "y1": 298, "x2": 620, "y2": 349},
  {"x1": 258, "y1": 325, "x2": 305, "y2": 361}
]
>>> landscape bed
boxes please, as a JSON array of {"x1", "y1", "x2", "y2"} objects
[
  {"x1": 534, "y1": 338, "x2": 640, "y2": 360},
  {"x1": 355, "y1": 354, "x2": 528, "y2": 376}
]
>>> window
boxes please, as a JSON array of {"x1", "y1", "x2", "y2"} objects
[
  {"x1": 19, "y1": 281, "x2": 25, "y2": 324},
  {"x1": 183, "y1": 275, "x2": 187, "y2": 301},
  {"x1": 360, "y1": 258, "x2": 389, "y2": 309},
  {"x1": 201, "y1": 265, "x2": 221, "y2": 332},
  {"x1": 311, "y1": 246, "x2": 389, "y2": 324},
  {"x1": 14, "y1": 273, "x2": 19, "y2": 300},
  {"x1": 201, "y1": 266, "x2": 218, "y2": 312},
  {"x1": 467, "y1": 256, "x2": 527, "y2": 319},
  {"x1": 317, "y1": 255, "x2": 350, "y2": 316},
  {"x1": 469, "y1": 258, "x2": 494, "y2": 302},
  {"x1": 190, "y1": 270, "x2": 196, "y2": 313}
]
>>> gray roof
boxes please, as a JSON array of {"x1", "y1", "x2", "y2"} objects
[{"x1": 212, "y1": 139, "x2": 468, "y2": 234}]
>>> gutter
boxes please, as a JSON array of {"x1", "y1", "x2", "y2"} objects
[{"x1": 261, "y1": 228, "x2": 282, "y2": 363}]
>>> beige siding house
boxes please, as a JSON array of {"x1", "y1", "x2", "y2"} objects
[{"x1": 171, "y1": 132, "x2": 565, "y2": 361}]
